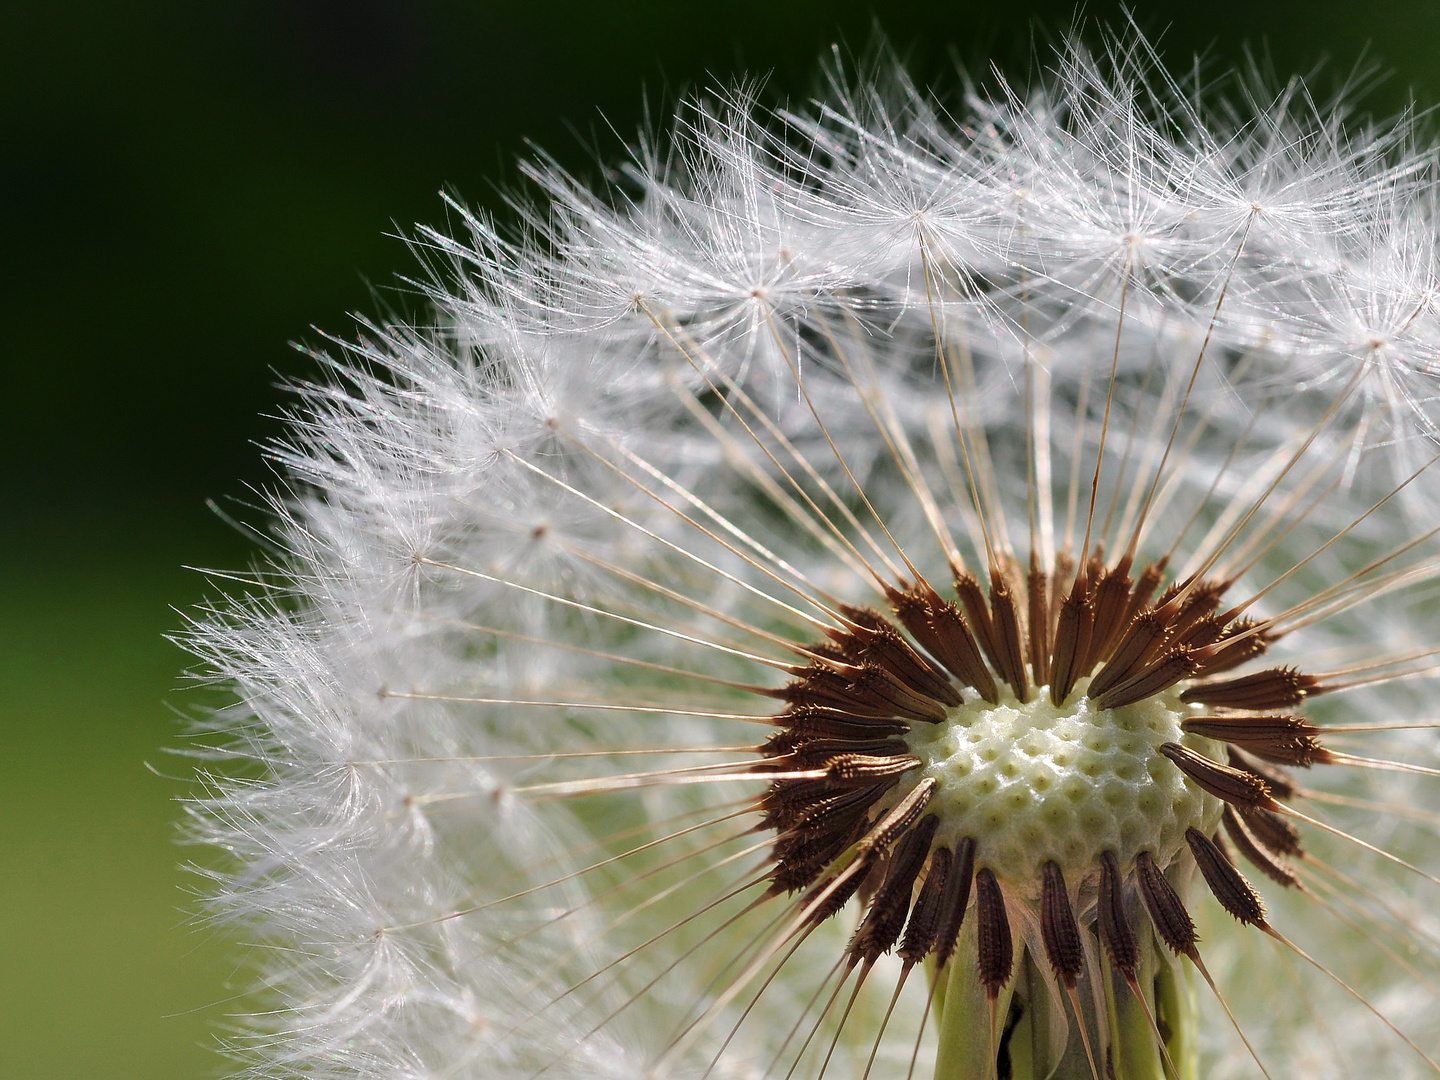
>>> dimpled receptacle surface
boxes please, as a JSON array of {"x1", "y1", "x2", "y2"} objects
[{"x1": 904, "y1": 678, "x2": 1224, "y2": 889}]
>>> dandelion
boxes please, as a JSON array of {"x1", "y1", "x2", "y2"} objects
[{"x1": 186, "y1": 28, "x2": 1440, "y2": 1080}]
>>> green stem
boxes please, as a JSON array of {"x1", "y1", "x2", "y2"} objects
[
  {"x1": 1104, "y1": 934, "x2": 1195, "y2": 1080},
  {"x1": 931, "y1": 935, "x2": 1195, "y2": 1080},
  {"x1": 1154, "y1": 952, "x2": 1197, "y2": 1080},
  {"x1": 933, "y1": 917, "x2": 1015, "y2": 1080}
]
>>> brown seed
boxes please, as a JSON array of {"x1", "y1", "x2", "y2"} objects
[
  {"x1": 857, "y1": 778, "x2": 937, "y2": 855},
  {"x1": 1180, "y1": 666, "x2": 1318, "y2": 710},
  {"x1": 1222, "y1": 807, "x2": 1300, "y2": 889},
  {"x1": 1123, "y1": 559, "x2": 1168, "y2": 626},
  {"x1": 769, "y1": 735, "x2": 909, "y2": 768},
  {"x1": 804, "y1": 860, "x2": 870, "y2": 923},
  {"x1": 1134, "y1": 850, "x2": 1198, "y2": 957},
  {"x1": 852, "y1": 815, "x2": 939, "y2": 963},
  {"x1": 772, "y1": 667, "x2": 899, "y2": 719},
  {"x1": 1087, "y1": 609, "x2": 1168, "y2": 698},
  {"x1": 1086, "y1": 555, "x2": 1135, "y2": 667},
  {"x1": 856, "y1": 847, "x2": 891, "y2": 909},
  {"x1": 989, "y1": 569, "x2": 1031, "y2": 700},
  {"x1": 1097, "y1": 850, "x2": 1139, "y2": 977},
  {"x1": 1226, "y1": 748, "x2": 1299, "y2": 799},
  {"x1": 975, "y1": 867, "x2": 1013, "y2": 995},
  {"x1": 898, "y1": 845, "x2": 951, "y2": 965},
  {"x1": 774, "y1": 830, "x2": 856, "y2": 895},
  {"x1": 1153, "y1": 579, "x2": 1184, "y2": 611},
  {"x1": 1050, "y1": 589, "x2": 1094, "y2": 705},
  {"x1": 1158, "y1": 742, "x2": 1276, "y2": 809},
  {"x1": 831, "y1": 604, "x2": 885, "y2": 635},
  {"x1": 761, "y1": 776, "x2": 862, "y2": 822},
  {"x1": 1028, "y1": 553, "x2": 1052, "y2": 686},
  {"x1": 767, "y1": 782, "x2": 882, "y2": 836},
  {"x1": 1166, "y1": 581, "x2": 1224, "y2": 637},
  {"x1": 887, "y1": 585, "x2": 999, "y2": 703},
  {"x1": 826, "y1": 752, "x2": 923, "y2": 785},
  {"x1": 1040, "y1": 861, "x2": 1085, "y2": 987},
  {"x1": 933, "y1": 837, "x2": 976, "y2": 969},
  {"x1": 1180, "y1": 714, "x2": 1326, "y2": 767},
  {"x1": 849, "y1": 664, "x2": 949, "y2": 722},
  {"x1": 837, "y1": 606, "x2": 962, "y2": 707},
  {"x1": 1085, "y1": 549, "x2": 1107, "y2": 598},
  {"x1": 779, "y1": 706, "x2": 908, "y2": 740},
  {"x1": 805, "y1": 639, "x2": 852, "y2": 665},
  {"x1": 1171, "y1": 613, "x2": 1225, "y2": 651},
  {"x1": 1094, "y1": 649, "x2": 1197, "y2": 710},
  {"x1": 799, "y1": 779, "x2": 937, "y2": 918},
  {"x1": 1238, "y1": 803, "x2": 1304, "y2": 857},
  {"x1": 1049, "y1": 550, "x2": 1077, "y2": 642},
  {"x1": 1187, "y1": 826, "x2": 1268, "y2": 926},
  {"x1": 774, "y1": 765, "x2": 887, "y2": 804},
  {"x1": 1192, "y1": 618, "x2": 1271, "y2": 676},
  {"x1": 760, "y1": 729, "x2": 805, "y2": 759},
  {"x1": 955, "y1": 572, "x2": 1001, "y2": 672}
]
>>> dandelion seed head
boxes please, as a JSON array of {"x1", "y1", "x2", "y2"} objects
[{"x1": 184, "y1": 23, "x2": 1440, "y2": 1080}]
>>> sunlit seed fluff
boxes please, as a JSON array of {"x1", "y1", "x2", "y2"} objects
[{"x1": 184, "y1": 27, "x2": 1440, "y2": 1080}]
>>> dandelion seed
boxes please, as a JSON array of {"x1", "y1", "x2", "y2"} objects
[{"x1": 185, "y1": 26, "x2": 1440, "y2": 1080}]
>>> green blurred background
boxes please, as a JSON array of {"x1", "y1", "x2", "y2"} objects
[{"x1": 3, "y1": 2, "x2": 1437, "y2": 1076}]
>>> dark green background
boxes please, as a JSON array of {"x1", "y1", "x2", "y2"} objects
[{"x1": 3, "y1": 3, "x2": 1435, "y2": 1076}]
